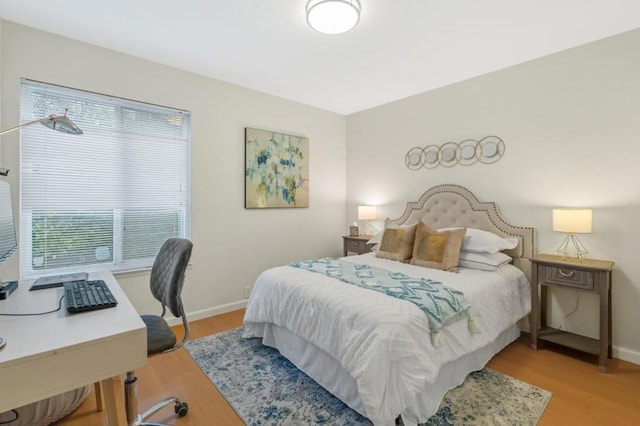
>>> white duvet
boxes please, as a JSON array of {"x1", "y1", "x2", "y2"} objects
[{"x1": 243, "y1": 253, "x2": 531, "y2": 425}]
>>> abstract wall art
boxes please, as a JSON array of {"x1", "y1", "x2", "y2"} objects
[{"x1": 245, "y1": 128, "x2": 309, "y2": 208}]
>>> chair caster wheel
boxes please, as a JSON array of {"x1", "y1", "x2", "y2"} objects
[{"x1": 175, "y1": 401, "x2": 188, "y2": 417}]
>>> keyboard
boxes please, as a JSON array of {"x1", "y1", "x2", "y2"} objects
[
  {"x1": 30, "y1": 272, "x2": 89, "y2": 291},
  {"x1": 64, "y1": 280, "x2": 118, "y2": 314}
]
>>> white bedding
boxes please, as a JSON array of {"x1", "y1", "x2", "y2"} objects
[{"x1": 243, "y1": 253, "x2": 531, "y2": 425}]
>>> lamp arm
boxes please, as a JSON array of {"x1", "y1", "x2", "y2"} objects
[{"x1": 0, "y1": 116, "x2": 54, "y2": 136}]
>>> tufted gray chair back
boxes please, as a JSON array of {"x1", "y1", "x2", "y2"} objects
[{"x1": 149, "y1": 237, "x2": 193, "y2": 318}]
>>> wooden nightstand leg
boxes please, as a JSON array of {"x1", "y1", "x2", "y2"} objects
[
  {"x1": 608, "y1": 273, "x2": 613, "y2": 359},
  {"x1": 540, "y1": 286, "x2": 548, "y2": 328},
  {"x1": 530, "y1": 263, "x2": 539, "y2": 350},
  {"x1": 599, "y1": 271, "x2": 610, "y2": 372}
]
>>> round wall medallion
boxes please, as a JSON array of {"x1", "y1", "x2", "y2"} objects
[
  {"x1": 405, "y1": 147, "x2": 425, "y2": 170},
  {"x1": 476, "y1": 136, "x2": 505, "y2": 164},
  {"x1": 458, "y1": 139, "x2": 478, "y2": 166},
  {"x1": 423, "y1": 145, "x2": 440, "y2": 169},
  {"x1": 438, "y1": 142, "x2": 459, "y2": 167}
]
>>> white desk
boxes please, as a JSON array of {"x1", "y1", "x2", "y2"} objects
[{"x1": 0, "y1": 272, "x2": 147, "y2": 425}]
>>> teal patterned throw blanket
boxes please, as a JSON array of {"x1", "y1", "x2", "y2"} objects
[{"x1": 291, "y1": 258, "x2": 479, "y2": 347}]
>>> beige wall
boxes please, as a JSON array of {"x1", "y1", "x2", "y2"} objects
[
  {"x1": 347, "y1": 28, "x2": 640, "y2": 363},
  {"x1": 0, "y1": 21, "x2": 347, "y2": 318},
  {"x1": 2, "y1": 19, "x2": 639, "y2": 365}
]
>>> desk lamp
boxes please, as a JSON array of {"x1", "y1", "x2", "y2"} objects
[
  {"x1": 552, "y1": 208, "x2": 592, "y2": 260},
  {"x1": 0, "y1": 109, "x2": 82, "y2": 175},
  {"x1": 0, "y1": 109, "x2": 82, "y2": 350}
]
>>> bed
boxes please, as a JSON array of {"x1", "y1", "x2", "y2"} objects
[{"x1": 243, "y1": 184, "x2": 535, "y2": 425}]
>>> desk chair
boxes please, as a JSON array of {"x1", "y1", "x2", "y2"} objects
[{"x1": 125, "y1": 237, "x2": 193, "y2": 426}]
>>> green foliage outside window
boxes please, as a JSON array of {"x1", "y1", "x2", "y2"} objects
[{"x1": 31, "y1": 211, "x2": 113, "y2": 270}]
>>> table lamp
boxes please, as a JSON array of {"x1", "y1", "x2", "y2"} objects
[
  {"x1": 552, "y1": 208, "x2": 592, "y2": 260},
  {"x1": 358, "y1": 205, "x2": 377, "y2": 237}
]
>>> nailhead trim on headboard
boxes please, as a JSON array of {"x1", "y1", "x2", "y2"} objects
[{"x1": 389, "y1": 184, "x2": 535, "y2": 259}]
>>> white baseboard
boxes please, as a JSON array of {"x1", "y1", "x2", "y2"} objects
[
  {"x1": 165, "y1": 299, "x2": 248, "y2": 327},
  {"x1": 613, "y1": 345, "x2": 640, "y2": 365}
]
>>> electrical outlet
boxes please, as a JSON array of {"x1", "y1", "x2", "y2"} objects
[{"x1": 244, "y1": 285, "x2": 253, "y2": 298}]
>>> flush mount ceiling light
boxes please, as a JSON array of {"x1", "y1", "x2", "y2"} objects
[{"x1": 306, "y1": 0, "x2": 361, "y2": 35}]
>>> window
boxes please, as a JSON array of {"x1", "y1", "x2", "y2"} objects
[{"x1": 20, "y1": 80, "x2": 191, "y2": 277}]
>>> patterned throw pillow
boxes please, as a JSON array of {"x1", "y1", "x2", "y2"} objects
[
  {"x1": 375, "y1": 223, "x2": 417, "y2": 261},
  {"x1": 411, "y1": 222, "x2": 466, "y2": 271}
]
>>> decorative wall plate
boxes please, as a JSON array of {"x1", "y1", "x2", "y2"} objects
[
  {"x1": 405, "y1": 147, "x2": 425, "y2": 170},
  {"x1": 438, "y1": 142, "x2": 459, "y2": 168},
  {"x1": 476, "y1": 136, "x2": 505, "y2": 164},
  {"x1": 458, "y1": 139, "x2": 478, "y2": 166},
  {"x1": 423, "y1": 145, "x2": 440, "y2": 169}
]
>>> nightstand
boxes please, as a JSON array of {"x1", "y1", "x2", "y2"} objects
[
  {"x1": 530, "y1": 254, "x2": 614, "y2": 372},
  {"x1": 342, "y1": 235, "x2": 374, "y2": 256}
]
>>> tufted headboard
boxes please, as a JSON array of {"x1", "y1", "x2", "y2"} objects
[{"x1": 387, "y1": 184, "x2": 535, "y2": 280}]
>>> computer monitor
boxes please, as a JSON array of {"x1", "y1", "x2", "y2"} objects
[{"x1": 0, "y1": 180, "x2": 17, "y2": 268}]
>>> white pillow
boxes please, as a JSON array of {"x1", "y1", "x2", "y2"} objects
[
  {"x1": 440, "y1": 227, "x2": 518, "y2": 254},
  {"x1": 367, "y1": 231, "x2": 383, "y2": 245},
  {"x1": 458, "y1": 251, "x2": 512, "y2": 271}
]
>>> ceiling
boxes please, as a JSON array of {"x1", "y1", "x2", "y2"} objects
[{"x1": 0, "y1": 0, "x2": 639, "y2": 115}]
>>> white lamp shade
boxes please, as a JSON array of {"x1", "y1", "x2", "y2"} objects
[
  {"x1": 306, "y1": 0, "x2": 361, "y2": 34},
  {"x1": 552, "y1": 209, "x2": 592, "y2": 234},
  {"x1": 358, "y1": 205, "x2": 377, "y2": 221}
]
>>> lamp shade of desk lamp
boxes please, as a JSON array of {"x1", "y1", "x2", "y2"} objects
[
  {"x1": 358, "y1": 205, "x2": 377, "y2": 237},
  {"x1": 0, "y1": 109, "x2": 82, "y2": 176},
  {"x1": 0, "y1": 110, "x2": 83, "y2": 137},
  {"x1": 552, "y1": 208, "x2": 592, "y2": 260}
]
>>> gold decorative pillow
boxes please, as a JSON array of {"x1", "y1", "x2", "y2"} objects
[
  {"x1": 410, "y1": 222, "x2": 466, "y2": 271},
  {"x1": 375, "y1": 223, "x2": 417, "y2": 261}
]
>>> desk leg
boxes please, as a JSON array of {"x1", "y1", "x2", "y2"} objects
[
  {"x1": 94, "y1": 382, "x2": 104, "y2": 412},
  {"x1": 102, "y1": 376, "x2": 126, "y2": 426}
]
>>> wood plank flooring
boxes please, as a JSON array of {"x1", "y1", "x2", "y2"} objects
[{"x1": 59, "y1": 309, "x2": 640, "y2": 425}]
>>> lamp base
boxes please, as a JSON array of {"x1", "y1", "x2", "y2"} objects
[
  {"x1": 557, "y1": 233, "x2": 588, "y2": 261},
  {"x1": 359, "y1": 221, "x2": 378, "y2": 238}
]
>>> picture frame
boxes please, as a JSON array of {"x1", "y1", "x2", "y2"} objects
[{"x1": 245, "y1": 128, "x2": 309, "y2": 208}]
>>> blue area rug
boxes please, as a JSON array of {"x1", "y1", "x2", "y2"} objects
[{"x1": 184, "y1": 327, "x2": 551, "y2": 425}]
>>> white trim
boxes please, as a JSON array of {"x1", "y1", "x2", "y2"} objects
[
  {"x1": 613, "y1": 345, "x2": 640, "y2": 366},
  {"x1": 165, "y1": 299, "x2": 248, "y2": 327}
]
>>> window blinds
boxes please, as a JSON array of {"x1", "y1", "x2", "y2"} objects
[{"x1": 20, "y1": 80, "x2": 191, "y2": 277}]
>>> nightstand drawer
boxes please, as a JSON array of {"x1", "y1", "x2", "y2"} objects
[
  {"x1": 543, "y1": 266, "x2": 594, "y2": 291},
  {"x1": 345, "y1": 238, "x2": 368, "y2": 253}
]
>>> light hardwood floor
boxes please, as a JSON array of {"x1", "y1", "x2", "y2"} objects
[{"x1": 59, "y1": 309, "x2": 640, "y2": 425}]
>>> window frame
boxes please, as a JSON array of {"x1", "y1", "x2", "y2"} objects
[{"x1": 19, "y1": 79, "x2": 191, "y2": 278}]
